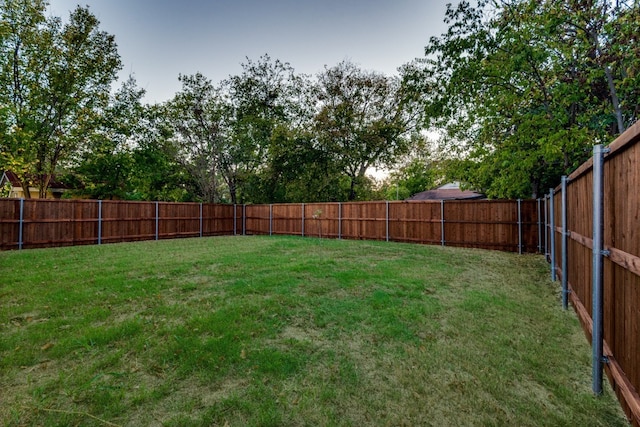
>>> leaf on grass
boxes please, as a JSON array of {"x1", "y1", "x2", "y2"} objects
[{"x1": 40, "y1": 342, "x2": 54, "y2": 351}]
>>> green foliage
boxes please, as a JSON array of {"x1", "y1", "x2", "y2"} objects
[
  {"x1": 159, "y1": 73, "x2": 226, "y2": 203},
  {"x1": 220, "y1": 55, "x2": 308, "y2": 204},
  {"x1": 408, "y1": 0, "x2": 640, "y2": 198},
  {"x1": 314, "y1": 61, "x2": 416, "y2": 200},
  {"x1": 0, "y1": 0, "x2": 122, "y2": 198},
  {"x1": 385, "y1": 157, "x2": 438, "y2": 199}
]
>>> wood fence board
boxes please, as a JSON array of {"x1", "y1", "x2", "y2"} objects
[
  {"x1": 549, "y1": 122, "x2": 640, "y2": 425},
  {"x1": 0, "y1": 199, "x2": 19, "y2": 249}
]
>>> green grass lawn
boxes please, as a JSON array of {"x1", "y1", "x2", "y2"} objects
[{"x1": 0, "y1": 236, "x2": 628, "y2": 426}]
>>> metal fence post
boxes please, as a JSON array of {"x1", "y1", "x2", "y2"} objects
[
  {"x1": 98, "y1": 200, "x2": 102, "y2": 245},
  {"x1": 18, "y1": 198, "x2": 24, "y2": 250},
  {"x1": 233, "y1": 204, "x2": 237, "y2": 236},
  {"x1": 199, "y1": 203, "x2": 203, "y2": 238},
  {"x1": 155, "y1": 201, "x2": 159, "y2": 241},
  {"x1": 301, "y1": 203, "x2": 305, "y2": 237},
  {"x1": 269, "y1": 204, "x2": 273, "y2": 236},
  {"x1": 561, "y1": 176, "x2": 569, "y2": 310},
  {"x1": 592, "y1": 144, "x2": 609, "y2": 395},
  {"x1": 440, "y1": 200, "x2": 445, "y2": 247},
  {"x1": 544, "y1": 195, "x2": 548, "y2": 259},
  {"x1": 517, "y1": 199, "x2": 522, "y2": 254},
  {"x1": 386, "y1": 201, "x2": 389, "y2": 242},
  {"x1": 549, "y1": 189, "x2": 556, "y2": 281}
]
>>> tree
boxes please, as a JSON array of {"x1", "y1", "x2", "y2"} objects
[
  {"x1": 257, "y1": 125, "x2": 344, "y2": 203},
  {"x1": 161, "y1": 73, "x2": 226, "y2": 203},
  {"x1": 220, "y1": 55, "x2": 308, "y2": 203},
  {"x1": 69, "y1": 77, "x2": 143, "y2": 199},
  {"x1": 0, "y1": 1, "x2": 121, "y2": 197},
  {"x1": 314, "y1": 61, "x2": 417, "y2": 201},
  {"x1": 409, "y1": 0, "x2": 639, "y2": 198}
]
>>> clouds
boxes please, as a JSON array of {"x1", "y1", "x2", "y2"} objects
[{"x1": 48, "y1": 0, "x2": 450, "y2": 103}]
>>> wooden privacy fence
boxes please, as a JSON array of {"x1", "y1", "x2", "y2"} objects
[
  {"x1": 541, "y1": 121, "x2": 640, "y2": 426},
  {"x1": 0, "y1": 198, "x2": 539, "y2": 253},
  {"x1": 243, "y1": 200, "x2": 539, "y2": 253},
  {"x1": 0, "y1": 199, "x2": 238, "y2": 250}
]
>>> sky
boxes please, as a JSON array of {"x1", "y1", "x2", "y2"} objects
[{"x1": 47, "y1": 0, "x2": 451, "y2": 104}]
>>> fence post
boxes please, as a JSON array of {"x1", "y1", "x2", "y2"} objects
[
  {"x1": 301, "y1": 203, "x2": 305, "y2": 237},
  {"x1": 18, "y1": 198, "x2": 24, "y2": 250},
  {"x1": 98, "y1": 200, "x2": 102, "y2": 245},
  {"x1": 243, "y1": 204, "x2": 246, "y2": 236},
  {"x1": 561, "y1": 176, "x2": 569, "y2": 310},
  {"x1": 269, "y1": 204, "x2": 273, "y2": 236},
  {"x1": 338, "y1": 202, "x2": 342, "y2": 239},
  {"x1": 544, "y1": 195, "x2": 548, "y2": 259},
  {"x1": 440, "y1": 200, "x2": 445, "y2": 247},
  {"x1": 592, "y1": 144, "x2": 609, "y2": 395},
  {"x1": 386, "y1": 201, "x2": 389, "y2": 242},
  {"x1": 233, "y1": 204, "x2": 237, "y2": 236},
  {"x1": 537, "y1": 198, "x2": 542, "y2": 253},
  {"x1": 549, "y1": 189, "x2": 556, "y2": 281},
  {"x1": 155, "y1": 201, "x2": 159, "y2": 241},
  {"x1": 199, "y1": 203, "x2": 203, "y2": 238},
  {"x1": 517, "y1": 199, "x2": 522, "y2": 254}
]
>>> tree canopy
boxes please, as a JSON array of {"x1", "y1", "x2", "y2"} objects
[
  {"x1": 407, "y1": 0, "x2": 640, "y2": 198},
  {"x1": 0, "y1": 0, "x2": 121, "y2": 197},
  {"x1": 2, "y1": 0, "x2": 638, "y2": 202}
]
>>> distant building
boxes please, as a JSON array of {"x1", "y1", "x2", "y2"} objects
[
  {"x1": 1, "y1": 171, "x2": 69, "y2": 199},
  {"x1": 408, "y1": 182, "x2": 485, "y2": 201}
]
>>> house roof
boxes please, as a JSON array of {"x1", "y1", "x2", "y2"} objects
[
  {"x1": 408, "y1": 182, "x2": 485, "y2": 201},
  {"x1": 1, "y1": 170, "x2": 70, "y2": 190}
]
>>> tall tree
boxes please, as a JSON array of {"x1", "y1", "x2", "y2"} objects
[
  {"x1": 410, "y1": 0, "x2": 640, "y2": 198},
  {"x1": 0, "y1": 1, "x2": 121, "y2": 197},
  {"x1": 221, "y1": 55, "x2": 308, "y2": 203},
  {"x1": 161, "y1": 73, "x2": 226, "y2": 203},
  {"x1": 69, "y1": 77, "x2": 144, "y2": 199},
  {"x1": 314, "y1": 61, "x2": 417, "y2": 201}
]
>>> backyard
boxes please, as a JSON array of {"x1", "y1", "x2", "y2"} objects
[{"x1": 0, "y1": 236, "x2": 628, "y2": 426}]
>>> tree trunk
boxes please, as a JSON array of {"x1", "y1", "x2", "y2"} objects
[
  {"x1": 604, "y1": 64, "x2": 625, "y2": 134},
  {"x1": 348, "y1": 176, "x2": 357, "y2": 201}
]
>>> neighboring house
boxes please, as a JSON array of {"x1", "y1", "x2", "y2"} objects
[
  {"x1": 1, "y1": 171, "x2": 69, "y2": 199},
  {"x1": 408, "y1": 182, "x2": 485, "y2": 201}
]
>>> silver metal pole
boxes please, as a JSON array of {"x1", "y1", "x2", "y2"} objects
[
  {"x1": 338, "y1": 202, "x2": 342, "y2": 239},
  {"x1": 537, "y1": 198, "x2": 542, "y2": 253},
  {"x1": 199, "y1": 203, "x2": 203, "y2": 238},
  {"x1": 386, "y1": 201, "x2": 389, "y2": 242},
  {"x1": 517, "y1": 199, "x2": 522, "y2": 254},
  {"x1": 440, "y1": 200, "x2": 445, "y2": 247},
  {"x1": 549, "y1": 189, "x2": 556, "y2": 281},
  {"x1": 301, "y1": 203, "x2": 305, "y2": 237},
  {"x1": 18, "y1": 198, "x2": 24, "y2": 250},
  {"x1": 592, "y1": 144, "x2": 609, "y2": 395},
  {"x1": 98, "y1": 200, "x2": 102, "y2": 245},
  {"x1": 155, "y1": 201, "x2": 159, "y2": 241},
  {"x1": 269, "y1": 204, "x2": 273, "y2": 236},
  {"x1": 561, "y1": 176, "x2": 569, "y2": 310},
  {"x1": 544, "y1": 196, "x2": 548, "y2": 258}
]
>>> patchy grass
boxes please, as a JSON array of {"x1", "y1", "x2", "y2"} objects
[{"x1": 0, "y1": 236, "x2": 628, "y2": 426}]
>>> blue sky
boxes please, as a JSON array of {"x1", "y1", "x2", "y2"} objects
[{"x1": 48, "y1": 0, "x2": 451, "y2": 103}]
